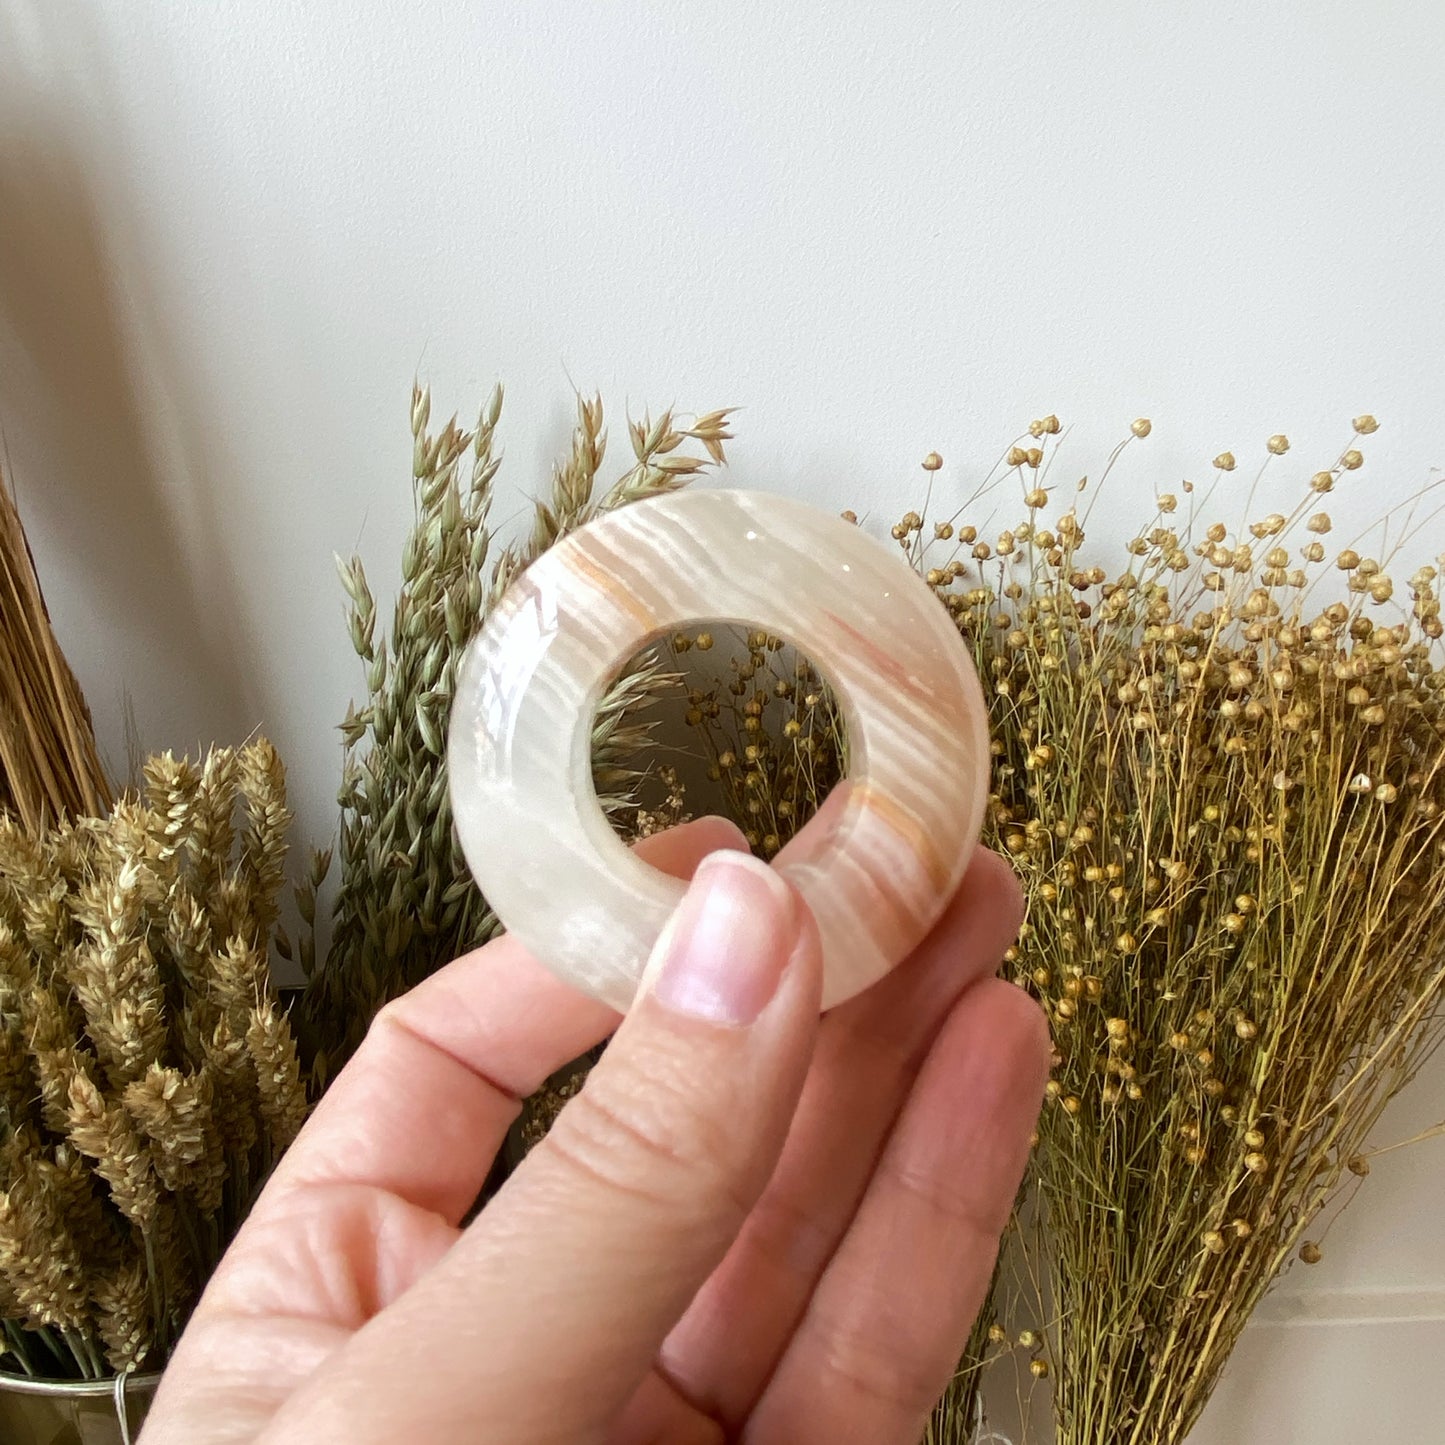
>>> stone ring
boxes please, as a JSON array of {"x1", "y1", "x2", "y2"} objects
[{"x1": 448, "y1": 488, "x2": 990, "y2": 1012}]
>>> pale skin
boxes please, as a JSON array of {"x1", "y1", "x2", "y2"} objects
[{"x1": 142, "y1": 817, "x2": 1048, "y2": 1444}]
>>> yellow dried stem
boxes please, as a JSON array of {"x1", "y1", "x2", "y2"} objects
[
  {"x1": 122, "y1": 1064, "x2": 226, "y2": 1217},
  {"x1": 0, "y1": 469, "x2": 112, "y2": 831},
  {"x1": 66, "y1": 859, "x2": 169, "y2": 1089},
  {"x1": 163, "y1": 886, "x2": 214, "y2": 992},
  {"x1": 236, "y1": 739, "x2": 291, "y2": 943},
  {"x1": 64, "y1": 1070, "x2": 161, "y2": 1233},
  {"x1": 202, "y1": 1015, "x2": 259, "y2": 1167},
  {"x1": 37, "y1": 1142, "x2": 118, "y2": 1271},
  {"x1": 142, "y1": 752, "x2": 200, "y2": 862},
  {"x1": 0, "y1": 733, "x2": 300, "y2": 1377},
  {"x1": 209, "y1": 873, "x2": 260, "y2": 954},
  {"x1": 0, "y1": 1162, "x2": 92, "y2": 1334},
  {"x1": 93, "y1": 1259, "x2": 153, "y2": 1373},
  {"x1": 150, "y1": 1198, "x2": 197, "y2": 1337},
  {"x1": 26, "y1": 992, "x2": 89, "y2": 1135},
  {"x1": 304, "y1": 385, "x2": 730, "y2": 1066},
  {"x1": 675, "y1": 419, "x2": 1445, "y2": 1445},
  {"x1": 187, "y1": 747, "x2": 237, "y2": 902},
  {"x1": 246, "y1": 1001, "x2": 308, "y2": 1157},
  {"x1": 209, "y1": 933, "x2": 267, "y2": 1023}
]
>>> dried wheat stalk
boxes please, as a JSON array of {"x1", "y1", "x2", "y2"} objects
[{"x1": 0, "y1": 741, "x2": 306, "y2": 1380}]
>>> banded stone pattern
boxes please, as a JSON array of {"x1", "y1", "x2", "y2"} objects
[{"x1": 448, "y1": 488, "x2": 990, "y2": 1012}]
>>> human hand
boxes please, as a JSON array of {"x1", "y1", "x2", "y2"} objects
[{"x1": 143, "y1": 817, "x2": 1047, "y2": 1444}]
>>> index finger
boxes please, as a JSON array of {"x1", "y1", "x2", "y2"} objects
[{"x1": 260, "y1": 816, "x2": 749, "y2": 1226}]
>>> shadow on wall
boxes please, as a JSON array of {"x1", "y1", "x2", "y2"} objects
[{"x1": 0, "y1": 11, "x2": 259, "y2": 781}]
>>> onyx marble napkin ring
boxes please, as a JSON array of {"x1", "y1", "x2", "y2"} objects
[{"x1": 448, "y1": 488, "x2": 990, "y2": 1013}]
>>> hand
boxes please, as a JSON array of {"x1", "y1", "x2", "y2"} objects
[{"x1": 143, "y1": 817, "x2": 1047, "y2": 1445}]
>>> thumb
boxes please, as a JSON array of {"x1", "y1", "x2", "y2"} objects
[{"x1": 277, "y1": 849, "x2": 823, "y2": 1445}]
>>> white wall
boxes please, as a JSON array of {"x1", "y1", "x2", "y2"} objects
[{"x1": 3, "y1": 3, "x2": 1443, "y2": 1438}]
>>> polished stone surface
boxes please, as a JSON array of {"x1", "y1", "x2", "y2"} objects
[{"x1": 449, "y1": 488, "x2": 990, "y2": 1012}]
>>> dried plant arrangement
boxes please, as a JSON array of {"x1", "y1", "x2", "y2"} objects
[
  {"x1": 0, "y1": 741, "x2": 307, "y2": 1380},
  {"x1": 283, "y1": 386, "x2": 1442, "y2": 1441},
  {"x1": 0, "y1": 471, "x2": 112, "y2": 832},
  {"x1": 970, "y1": 421, "x2": 1445, "y2": 1445},
  {"x1": 663, "y1": 418, "x2": 1445, "y2": 1444},
  {"x1": 296, "y1": 385, "x2": 733, "y2": 1075}
]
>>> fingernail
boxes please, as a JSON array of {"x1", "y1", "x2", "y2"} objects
[{"x1": 646, "y1": 851, "x2": 799, "y2": 1026}]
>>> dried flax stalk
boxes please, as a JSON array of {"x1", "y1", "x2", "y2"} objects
[{"x1": 667, "y1": 416, "x2": 1445, "y2": 1445}]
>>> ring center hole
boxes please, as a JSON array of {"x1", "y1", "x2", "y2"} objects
[{"x1": 590, "y1": 624, "x2": 850, "y2": 859}]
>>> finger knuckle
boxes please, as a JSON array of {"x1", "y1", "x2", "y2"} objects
[
  {"x1": 814, "y1": 1300, "x2": 949, "y2": 1415},
  {"x1": 545, "y1": 1070, "x2": 754, "y2": 1224},
  {"x1": 888, "y1": 1159, "x2": 1007, "y2": 1242}
]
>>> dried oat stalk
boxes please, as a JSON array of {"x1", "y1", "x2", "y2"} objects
[{"x1": 298, "y1": 386, "x2": 733, "y2": 1073}]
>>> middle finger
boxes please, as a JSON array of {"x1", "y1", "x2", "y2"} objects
[{"x1": 653, "y1": 848, "x2": 1024, "y2": 1427}]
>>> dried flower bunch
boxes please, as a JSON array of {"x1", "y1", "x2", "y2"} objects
[
  {"x1": 969, "y1": 420, "x2": 1445, "y2": 1445},
  {"x1": 291, "y1": 389, "x2": 1440, "y2": 1442},
  {"x1": 297, "y1": 386, "x2": 733, "y2": 1073},
  {"x1": 0, "y1": 471, "x2": 111, "y2": 833},
  {"x1": 0, "y1": 741, "x2": 307, "y2": 1380},
  {"x1": 670, "y1": 628, "x2": 846, "y2": 859},
  {"x1": 666, "y1": 417, "x2": 1445, "y2": 1445}
]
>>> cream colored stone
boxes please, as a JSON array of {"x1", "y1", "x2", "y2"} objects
[{"x1": 449, "y1": 488, "x2": 990, "y2": 1012}]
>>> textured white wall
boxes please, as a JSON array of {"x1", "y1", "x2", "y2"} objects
[{"x1": 2, "y1": 3, "x2": 1443, "y2": 1438}]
